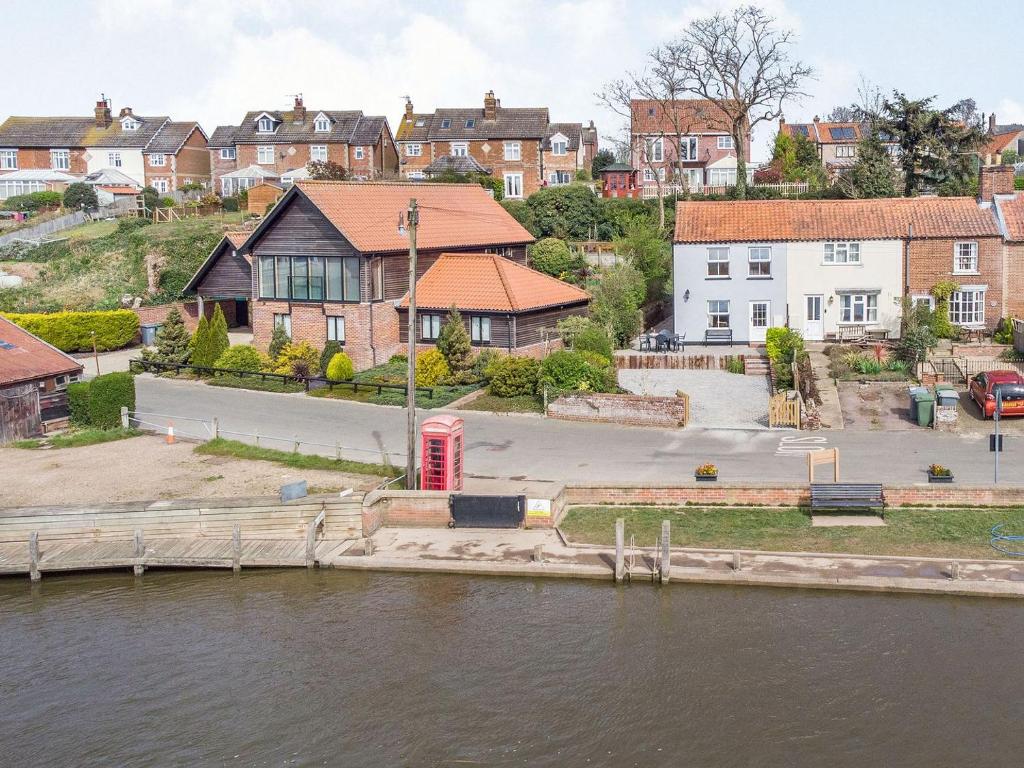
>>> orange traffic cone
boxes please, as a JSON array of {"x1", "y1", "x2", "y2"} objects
[{"x1": 166, "y1": 421, "x2": 175, "y2": 445}]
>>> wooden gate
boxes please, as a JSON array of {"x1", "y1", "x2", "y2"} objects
[
  {"x1": 768, "y1": 393, "x2": 800, "y2": 429},
  {"x1": 0, "y1": 383, "x2": 41, "y2": 444}
]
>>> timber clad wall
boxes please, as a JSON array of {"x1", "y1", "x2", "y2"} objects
[{"x1": 196, "y1": 244, "x2": 251, "y2": 297}]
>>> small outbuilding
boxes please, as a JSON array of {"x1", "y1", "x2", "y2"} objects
[
  {"x1": 247, "y1": 182, "x2": 284, "y2": 215},
  {"x1": 599, "y1": 162, "x2": 639, "y2": 199}
]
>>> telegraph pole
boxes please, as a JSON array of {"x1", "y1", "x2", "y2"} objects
[{"x1": 405, "y1": 199, "x2": 419, "y2": 489}]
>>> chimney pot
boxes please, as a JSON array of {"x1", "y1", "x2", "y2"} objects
[
  {"x1": 989, "y1": 113, "x2": 997, "y2": 133},
  {"x1": 119, "y1": 107, "x2": 133, "y2": 118},
  {"x1": 94, "y1": 98, "x2": 112, "y2": 129},
  {"x1": 484, "y1": 90, "x2": 497, "y2": 121},
  {"x1": 813, "y1": 115, "x2": 820, "y2": 123},
  {"x1": 293, "y1": 95, "x2": 306, "y2": 123}
]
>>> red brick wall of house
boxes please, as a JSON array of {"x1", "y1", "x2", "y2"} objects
[
  {"x1": 172, "y1": 128, "x2": 212, "y2": 186},
  {"x1": 2, "y1": 148, "x2": 88, "y2": 175},
  {"x1": 432, "y1": 139, "x2": 543, "y2": 196},
  {"x1": 133, "y1": 299, "x2": 236, "y2": 333},
  {"x1": 541, "y1": 147, "x2": 579, "y2": 184},
  {"x1": 398, "y1": 142, "x2": 432, "y2": 177},
  {"x1": 632, "y1": 133, "x2": 752, "y2": 187},
  {"x1": 235, "y1": 142, "x2": 351, "y2": 178},
  {"x1": 906, "y1": 236, "x2": 1005, "y2": 328},
  {"x1": 210, "y1": 149, "x2": 237, "y2": 194}
]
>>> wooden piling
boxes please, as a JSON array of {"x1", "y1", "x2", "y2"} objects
[
  {"x1": 614, "y1": 518, "x2": 625, "y2": 582},
  {"x1": 533, "y1": 544, "x2": 543, "y2": 563},
  {"x1": 132, "y1": 528, "x2": 145, "y2": 576},
  {"x1": 28, "y1": 532, "x2": 40, "y2": 582},
  {"x1": 660, "y1": 520, "x2": 670, "y2": 584},
  {"x1": 950, "y1": 560, "x2": 960, "y2": 580},
  {"x1": 733, "y1": 551, "x2": 743, "y2": 571},
  {"x1": 232, "y1": 524, "x2": 241, "y2": 572}
]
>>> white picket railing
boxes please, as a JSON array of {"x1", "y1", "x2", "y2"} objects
[{"x1": 640, "y1": 181, "x2": 809, "y2": 199}]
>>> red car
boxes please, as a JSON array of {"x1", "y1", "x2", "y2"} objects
[{"x1": 969, "y1": 370, "x2": 1024, "y2": 418}]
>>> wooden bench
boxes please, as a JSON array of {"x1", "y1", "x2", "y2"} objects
[
  {"x1": 704, "y1": 328, "x2": 733, "y2": 346},
  {"x1": 810, "y1": 483, "x2": 884, "y2": 513}
]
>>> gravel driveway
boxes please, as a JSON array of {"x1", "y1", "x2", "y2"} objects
[{"x1": 618, "y1": 369, "x2": 770, "y2": 429}]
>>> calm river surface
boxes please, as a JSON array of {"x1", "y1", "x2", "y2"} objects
[{"x1": 2, "y1": 570, "x2": 1023, "y2": 767}]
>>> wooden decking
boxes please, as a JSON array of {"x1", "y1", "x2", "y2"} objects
[{"x1": 0, "y1": 494, "x2": 364, "y2": 580}]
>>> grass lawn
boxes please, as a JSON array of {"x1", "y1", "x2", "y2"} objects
[
  {"x1": 10, "y1": 427, "x2": 141, "y2": 450},
  {"x1": 309, "y1": 357, "x2": 481, "y2": 408},
  {"x1": 459, "y1": 394, "x2": 545, "y2": 413},
  {"x1": 194, "y1": 438, "x2": 398, "y2": 479},
  {"x1": 206, "y1": 375, "x2": 305, "y2": 393},
  {"x1": 560, "y1": 505, "x2": 1024, "y2": 559}
]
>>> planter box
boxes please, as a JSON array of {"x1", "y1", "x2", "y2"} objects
[
  {"x1": 695, "y1": 474, "x2": 718, "y2": 482},
  {"x1": 927, "y1": 472, "x2": 954, "y2": 483}
]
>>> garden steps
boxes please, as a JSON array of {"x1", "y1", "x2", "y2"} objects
[{"x1": 743, "y1": 356, "x2": 771, "y2": 376}]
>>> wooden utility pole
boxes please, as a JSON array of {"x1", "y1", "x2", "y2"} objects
[
  {"x1": 405, "y1": 199, "x2": 419, "y2": 489},
  {"x1": 90, "y1": 331, "x2": 100, "y2": 376}
]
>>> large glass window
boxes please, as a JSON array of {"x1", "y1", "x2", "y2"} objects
[
  {"x1": 259, "y1": 256, "x2": 275, "y2": 297},
  {"x1": 706, "y1": 247, "x2": 729, "y2": 277},
  {"x1": 308, "y1": 256, "x2": 325, "y2": 300},
  {"x1": 950, "y1": 289, "x2": 985, "y2": 326},
  {"x1": 343, "y1": 258, "x2": 360, "y2": 301},
  {"x1": 326, "y1": 259, "x2": 343, "y2": 300},
  {"x1": 260, "y1": 256, "x2": 359, "y2": 302},
  {"x1": 274, "y1": 256, "x2": 291, "y2": 297}
]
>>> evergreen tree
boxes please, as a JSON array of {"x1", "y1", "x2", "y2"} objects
[
  {"x1": 268, "y1": 321, "x2": 290, "y2": 361},
  {"x1": 437, "y1": 305, "x2": 473, "y2": 372},
  {"x1": 847, "y1": 130, "x2": 898, "y2": 198},
  {"x1": 191, "y1": 315, "x2": 213, "y2": 367},
  {"x1": 209, "y1": 304, "x2": 230, "y2": 364},
  {"x1": 144, "y1": 307, "x2": 191, "y2": 364}
]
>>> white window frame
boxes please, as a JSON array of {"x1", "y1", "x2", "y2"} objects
[
  {"x1": 273, "y1": 313, "x2": 292, "y2": 337},
  {"x1": 707, "y1": 300, "x2": 730, "y2": 328},
  {"x1": 406, "y1": 171, "x2": 426, "y2": 180},
  {"x1": 708, "y1": 168, "x2": 736, "y2": 186},
  {"x1": 421, "y1": 314, "x2": 441, "y2": 340},
  {"x1": 257, "y1": 117, "x2": 275, "y2": 133},
  {"x1": 954, "y1": 241, "x2": 979, "y2": 274},
  {"x1": 503, "y1": 172, "x2": 523, "y2": 199},
  {"x1": 503, "y1": 141, "x2": 521, "y2": 161},
  {"x1": 121, "y1": 117, "x2": 140, "y2": 131},
  {"x1": 823, "y1": 241, "x2": 861, "y2": 265},
  {"x1": 149, "y1": 153, "x2": 166, "y2": 167},
  {"x1": 839, "y1": 293, "x2": 878, "y2": 324},
  {"x1": 440, "y1": 118, "x2": 452, "y2": 129},
  {"x1": 0, "y1": 150, "x2": 16, "y2": 170},
  {"x1": 707, "y1": 247, "x2": 730, "y2": 278},
  {"x1": 257, "y1": 146, "x2": 274, "y2": 164},
  {"x1": 451, "y1": 142, "x2": 469, "y2": 158},
  {"x1": 471, "y1": 316, "x2": 491, "y2": 343},
  {"x1": 747, "y1": 246, "x2": 772, "y2": 277},
  {"x1": 645, "y1": 137, "x2": 664, "y2": 162},
  {"x1": 551, "y1": 139, "x2": 567, "y2": 156},
  {"x1": 314, "y1": 114, "x2": 331, "y2": 133},
  {"x1": 549, "y1": 170, "x2": 571, "y2": 186},
  {"x1": 911, "y1": 294, "x2": 935, "y2": 311},
  {"x1": 50, "y1": 149, "x2": 70, "y2": 170},
  {"x1": 405, "y1": 143, "x2": 422, "y2": 157},
  {"x1": 309, "y1": 145, "x2": 328, "y2": 163},
  {"x1": 151, "y1": 179, "x2": 168, "y2": 194},
  {"x1": 717, "y1": 135, "x2": 734, "y2": 150},
  {"x1": 107, "y1": 152, "x2": 122, "y2": 168},
  {"x1": 220, "y1": 147, "x2": 236, "y2": 160},
  {"x1": 354, "y1": 146, "x2": 364, "y2": 160},
  {"x1": 835, "y1": 145, "x2": 856, "y2": 158},
  {"x1": 643, "y1": 168, "x2": 654, "y2": 182},
  {"x1": 949, "y1": 288, "x2": 986, "y2": 327},
  {"x1": 326, "y1": 316, "x2": 345, "y2": 344}
]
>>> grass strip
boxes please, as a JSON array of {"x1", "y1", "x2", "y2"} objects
[
  {"x1": 459, "y1": 394, "x2": 545, "y2": 413},
  {"x1": 194, "y1": 437, "x2": 397, "y2": 478},
  {"x1": 560, "y1": 505, "x2": 1024, "y2": 560},
  {"x1": 10, "y1": 427, "x2": 141, "y2": 450}
]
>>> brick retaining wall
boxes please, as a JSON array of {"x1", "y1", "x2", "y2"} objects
[
  {"x1": 362, "y1": 490, "x2": 451, "y2": 534},
  {"x1": 547, "y1": 392, "x2": 688, "y2": 428},
  {"x1": 133, "y1": 300, "x2": 237, "y2": 333}
]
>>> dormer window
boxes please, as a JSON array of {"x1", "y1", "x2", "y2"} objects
[
  {"x1": 465, "y1": 119, "x2": 476, "y2": 129},
  {"x1": 257, "y1": 116, "x2": 275, "y2": 133},
  {"x1": 440, "y1": 118, "x2": 452, "y2": 129},
  {"x1": 550, "y1": 133, "x2": 568, "y2": 156},
  {"x1": 121, "y1": 117, "x2": 140, "y2": 131},
  {"x1": 314, "y1": 113, "x2": 331, "y2": 132}
]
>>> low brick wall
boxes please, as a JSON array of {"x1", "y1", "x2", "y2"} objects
[
  {"x1": 563, "y1": 483, "x2": 1024, "y2": 508},
  {"x1": 547, "y1": 392, "x2": 688, "y2": 428},
  {"x1": 133, "y1": 300, "x2": 237, "y2": 334},
  {"x1": 362, "y1": 490, "x2": 451, "y2": 534},
  {"x1": 615, "y1": 352, "x2": 750, "y2": 370},
  {"x1": 950, "y1": 343, "x2": 1012, "y2": 358}
]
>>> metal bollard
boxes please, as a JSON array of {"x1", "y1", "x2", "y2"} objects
[{"x1": 614, "y1": 518, "x2": 625, "y2": 582}]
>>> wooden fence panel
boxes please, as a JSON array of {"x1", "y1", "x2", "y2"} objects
[{"x1": 0, "y1": 384, "x2": 40, "y2": 444}]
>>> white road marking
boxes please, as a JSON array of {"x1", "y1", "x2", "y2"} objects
[{"x1": 775, "y1": 435, "x2": 829, "y2": 457}]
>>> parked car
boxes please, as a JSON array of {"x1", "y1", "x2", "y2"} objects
[{"x1": 969, "y1": 370, "x2": 1024, "y2": 418}]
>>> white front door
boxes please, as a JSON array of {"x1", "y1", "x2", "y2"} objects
[
  {"x1": 804, "y1": 295, "x2": 823, "y2": 340},
  {"x1": 748, "y1": 300, "x2": 770, "y2": 343}
]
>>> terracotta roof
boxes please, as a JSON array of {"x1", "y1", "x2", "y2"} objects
[
  {"x1": 399, "y1": 253, "x2": 589, "y2": 312},
  {"x1": 0, "y1": 316, "x2": 83, "y2": 387},
  {"x1": 97, "y1": 185, "x2": 139, "y2": 195},
  {"x1": 674, "y1": 198, "x2": 1002, "y2": 243},
  {"x1": 984, "y1": 129, "x2": 1022, "y2": 156},
  {"x1": 291, "y1": 181, "x2": 534, "y2": 253},
  {"x1": 225, "y1": 231, "x2": 250, "y2": 249},
  {"x1": 997, "y1": 195, "x2": 1024, "y2": 241},
  {"x1": 631, "y1": 99, "x2": 733, "y2": 135},
  {"x1": 813, "y1": 122, "x2": 862, "y2": 144}
]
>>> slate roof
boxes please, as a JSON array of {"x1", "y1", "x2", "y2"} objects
[
  {"x1": 422, "y1": 155, "x2": 491, "y2": 175},
  {"x1": 208, "y1": 126, "x2": 239, "y2": 148},
  {"x1": 145, "y1": 122, "x2": 204, "y2": 153},
  {"x1": 0, "y1": 316, "x2": 83, "y2": 387},
  {"x1": 84, "y1": 168, "x2": 142, "y2": 187},
  {"x1": 396, "y1": 113, "x2": 434, "y2": 142},
  {"x1": 543, "y1": 123, "x2": 582, "y2": 151},
  {"x1": 399, "y1": 253, "x2": 589, "y2": 312},
  {"x1": 599, "y1": 162, "x2": 635, "y2": 173},
  {"x1": 285, "y1": 181, "x2": 534, "y2": 253},
  {"x1": 225, "y1": 110, "x2": 387, "y2": 145},
  {"x1": 0, "y1": 114, "x2": 171, "y2": 148},
  {"x1": 631, "y1": 99, "x2": 732, "y2": 134},
  {"x1": 674, "y1": 198, "x2": 1002, "y2": 243}
]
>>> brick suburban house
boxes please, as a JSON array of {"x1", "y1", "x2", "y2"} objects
[
  {"x1": 673, "y1": 169, "x2": 1016, "y2": 344},
  {"x1": 0, "y1": 98, "x2": 209, "y2": 192},
  {"x1": 395, "y1": 91, "x2": 596, "y2": 197},
  {"x1": 217, "y1": 180, "x2": 543, "y2": 370},
  {"x1": 981, "y1": 113, "x2": 1024, "y2": 166},
  {"x1": 209, "y1": 96, "x2": 398, "y2": 196},
  {"x1": 778, "y1": 117, "x2": 900, "y2": 178}
]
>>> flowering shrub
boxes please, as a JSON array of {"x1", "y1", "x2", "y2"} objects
[{"x1": 695, "y1": 463, "x2": 718, "y2": 476}]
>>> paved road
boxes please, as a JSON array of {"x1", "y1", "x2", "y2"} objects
[{"x1": 135, "y1": 376, "x2": 1022, "y2": 486}]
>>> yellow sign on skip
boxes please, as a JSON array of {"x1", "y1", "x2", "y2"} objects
[{"x1": 526, "y1": 499, "x2": 552, "y2": 517}]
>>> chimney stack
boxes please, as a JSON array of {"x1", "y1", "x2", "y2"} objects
[
  {"x1": 119, "y1": 107, "x2": 134, "y2": 118},
  {"x1": 405, "y1": 97, "x2": 414, "y2": 120},
  {"x1": 293, "y1": 95, "x2": 306, "y2": 123},
  {"x1": 979, "y1": 165, "x2": 1014, "y2": 202},
  {"x1": 94, "y1": 98, "x2": 112, "y2": 128},
  {"x1": 989, "y1": 112, "x2": 997, "y2": 133},
  {"x1": 484, "y1": 90, "x2": 497, "y2": 121}
]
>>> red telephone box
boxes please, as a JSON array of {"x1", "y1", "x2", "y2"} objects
[{"x1": 420, "y1": 414, "x2": 464, "y2": 491}]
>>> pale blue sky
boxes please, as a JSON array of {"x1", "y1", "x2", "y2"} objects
[{"x1": 7, "y1": 0, "x2": 1019, "y2": 158}]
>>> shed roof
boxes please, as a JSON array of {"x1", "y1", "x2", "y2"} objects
[{"x1": 0, "y1": 316, "x2": 83, "y2": 387}]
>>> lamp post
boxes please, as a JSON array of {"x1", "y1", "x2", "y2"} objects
[{"x1": 403, "y1": 199, "x2": 419, "y2": 489}]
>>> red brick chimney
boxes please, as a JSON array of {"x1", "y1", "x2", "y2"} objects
[
  {"x1": 293, "y1": 95, "x2": 306, "y2": 123},
  {"x1": 94, "y1": 98, "x2": 112, "y2": 128},
  {"x1": 484, "y1": 90, "x2": 497, "y2": 121},
  {"x1": 979, "y1": 165, "x2": 1014, "y2": 202},
  {"x1": 405, "y1": 97, "x2": 414, "y2": 121},
  {"x1": 989, "y1": 112, "x2": 997, "y2": 133}
]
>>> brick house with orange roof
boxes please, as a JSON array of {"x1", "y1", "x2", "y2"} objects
[
  {"x1": 778, "y1": 117, "x2": 900, "y2": 178},
  {"x1": 397, "y1": 253, "x2": 589, "y2": 357},
  {"x1": 205, "y1": 180, "x2": 540, "y2": 370}
]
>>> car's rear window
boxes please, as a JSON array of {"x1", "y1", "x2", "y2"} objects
[{"x1": 994, "y1": 384, "x2": 1024, "y2": 401}]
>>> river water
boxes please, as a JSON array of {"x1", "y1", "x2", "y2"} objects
[{"x1": 2, "y1": 570, "x2": 1022, "y2": 767}]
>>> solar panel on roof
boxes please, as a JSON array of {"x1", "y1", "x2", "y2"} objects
[
  {"x1": 794, "y1": 125, "x2": 809, "y2": 137},
  {"x1": 829, "y1": 126, "x2": 856, "y2": 140}
]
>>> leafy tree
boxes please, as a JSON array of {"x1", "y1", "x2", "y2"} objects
[
  {"x1": 896, "y1": 299, "x2": 938, "y2": 364},
  {"x1": 268, "y1": 321, "x2": 290, "y2": 360},
  {"x1": 141, "y1": 186, "x2": 159, "y2": 212},
  {"x1": 499, "y1": 199, "x2": 538, "y2": 237},
  {"x1": 209, "y1": 304, "x2": 230, "y2": 364},
  {"x1": 1001, "y1": 149, "x2": 1019, "y2": 166},
  {"x1": 846, "y1": 130, "x2": 899, "y2": 198},
  {"x1": 143, "y1": 307, "x2": 190, "y2": 364},
  {"x1": 488, "y1": 356, "x2": 541, "y2": 397},
  {"x1": 326, "y1": 351, "x2": 355, "y2": 381},
  {"x1": 589, "y1": 263, "x2": 646, "y2": 348},
  {"x1": 426, "y1": 170, "x2": 503, "y2": 200},
  {"x1": 191, "y1": 315, "x2": 214, "y2": 368},
  {"x1": 436, "y1": 306, "x2": 473, "y2": 372},
  {"x1": 530, "y1": 237, "x2": 574, "y2": 276},
  {"x1": 525, "y1": 185, "x2": 602, "y2": 240},
  {"x1": 306, "y1": 160, "x2": 350, "y2": 180},
  {"x1": 591, "y1": 149, "x2": 616, "y2": 177},
  {"x1": 571, "y1": 323, "x2": 613, "y2": 362},
  {"x1": 63, "y1": 183, "x2": 98, "y2": 211},
  {"x1": 767, "y1": 132, "x2": 826, "y2": 186},
  {"x1": 614, "y1": 213, "x2": 669, "y2": 302}
]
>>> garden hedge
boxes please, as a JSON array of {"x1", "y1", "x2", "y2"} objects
[
  {"x1": 85, "y1": 372, "x2": 136, "y2": 428},
  {"x1": 67, "y1": 381, "x2": 92, "y2": 427},
  {"x1": 2, "y1": 310, "x2": 139, "y2": 352}
]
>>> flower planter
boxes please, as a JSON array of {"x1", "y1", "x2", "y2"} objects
[
  {"x1": 927, "y1": 472, "x2": 954, "y2": 483},
  {"x1": 695, "y1": 474, "x2": 718, "y2": 482}
]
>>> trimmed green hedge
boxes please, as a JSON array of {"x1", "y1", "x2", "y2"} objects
[
  {"x1": 67, "y1": 381, "x2": 92, "y2": 427},
  {"x1": 67, "y1": 372, "x2": 135, "y2": 428},
  {"x1": 2, "y1": 310, "x2": 139, "y2": 352}
]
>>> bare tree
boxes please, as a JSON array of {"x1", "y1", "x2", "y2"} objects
[{"x1": 666, "y1": 5, "x2": 812, "y2": 199}]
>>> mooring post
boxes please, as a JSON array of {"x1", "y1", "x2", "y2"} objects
[
  {"x1": 660, "y1": 520, "x2": 670, "y2": 584},
  {"x1": 533, "y1": 544, "x2": 543, "y2": 563},
  {"x1": 28, "y1": 532, "x2": 40, "y2": 582},
  {"x1": 335, "y1": 441, "x2": 342, "y2": 461},
  {"x1": 733, "y1": 551, "x2": 743, "y2": 572},
  {"x1": 211, "y1": 417, "x2": 219, "y2": 440},
  {"x1": 120, "y1": 406, "x2": 129, "y2": 429},
  {"x1": 950, "y1": 560, "x2": 960, "y2": 580},
  {"x1": 305, "y1": 522, "x2": 317, "y2": 569},
  {"x1": 364, "y1": 537, "x2": 374, "y2": 556},
  {"x1": 133, "y1": 528, "x2": 145, "y2": 576},
  {"x1": 232, "y1": 524, "x2": 241, "y2": 572},
  {"x1": 614, "y1": 518, "x2": 625, "y2": 582}
]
